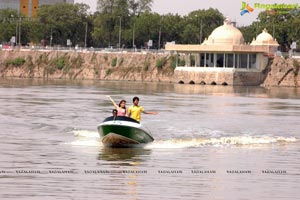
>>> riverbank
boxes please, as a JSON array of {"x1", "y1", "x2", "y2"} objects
[
  {"x1": 0, "y1": 50, "x2": 299, "y2": 87},
  {"x1": 0, "y1": 50, "x2": 175, "y2": 82},
  {"x1": 262, "y1": 57, "x2": 300, "y2": 87}
]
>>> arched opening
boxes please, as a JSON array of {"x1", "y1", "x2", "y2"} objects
[
  {"x1": 211, "y1": 81, "x2": 217, "y2": 85},
  {"x1": 200, "y1": 81, "x2": 206, "y2": 85},
  {"x1": 178, "y1": 80, "x2": 184, "y2": 84},
  {"x1": 189, "y1": 80, "x2": 195, "y2": 84},
  {"x1": 222, "y1": 82, "x2": 228, "y2": 86}
]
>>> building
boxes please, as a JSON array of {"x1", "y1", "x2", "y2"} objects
[
  {"x1": 0, "y1": 0, "x2": 74, "y2": 17},
  {"x1": 165, "y1": 18, "x2": 279, "y2": 86}
]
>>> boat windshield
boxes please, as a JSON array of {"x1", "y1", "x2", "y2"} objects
[{"x1": 103, "y1": 116, "x2": 140, "y2": 124}]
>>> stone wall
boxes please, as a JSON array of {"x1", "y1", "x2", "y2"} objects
[
  {"x1": 174, "y1": 69, "x2": 234, "y2": 85},
  {"x1": 0, "y1": 50, "x2": 174, "y2": 82},
  {"x1": 174, "y1": 68, "x2": 266, "y2": 86},
  {"x1": 262, "y1": 57, "x2": 300, "y2": 87}
]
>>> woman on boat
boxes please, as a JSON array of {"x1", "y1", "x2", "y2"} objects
[{"x1": 107, "y1": 96, "x2": 127, "y2": 116}]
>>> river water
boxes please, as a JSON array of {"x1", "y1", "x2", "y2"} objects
[{"x1": 0, "y1": 78, "x2": 299, "y2": 200}]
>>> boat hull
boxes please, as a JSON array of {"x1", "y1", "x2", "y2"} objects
[{"x1": 97, "y1": 116, "x2": 154, "y2": 147}]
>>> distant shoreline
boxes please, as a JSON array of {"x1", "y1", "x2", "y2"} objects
[{"x1": 0, "y1": 49, "x2": 299, "y2": 87}]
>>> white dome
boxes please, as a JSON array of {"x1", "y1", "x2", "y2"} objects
[
  {"x1": 251, "y1": 28, "x2": 279, "y2": 46},
  {"x1": 202, "y1": 19, "x2": 244, "y2": 45}
]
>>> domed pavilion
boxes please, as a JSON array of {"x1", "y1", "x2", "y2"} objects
[
  {"x1": 165, "y1": 18, "x2": 279, "y2": 86},
  {"x1": 203, "y1": 18, "x2": 244, "y2": 45}
]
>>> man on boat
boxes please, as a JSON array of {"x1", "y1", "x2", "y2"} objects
[{"x1": 127, "y1": 96, "x2": 157, "y2": 122}]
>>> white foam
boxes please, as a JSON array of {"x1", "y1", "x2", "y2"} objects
[
  {"x1": 67, "y1": 130, "x2": 102, "y2": 147},
  {"x1": 70, "y1": 130, "x2": 298, "y2": 149},
  {"x1": 73, "y1": 130, "x2": 100, "y2": 139},
  {"x1": 146, "y1": 136, "x2": 299, "y2": 149},
  {"x1": 69, "y1": 139, "x2": 102, "y2": 147}
]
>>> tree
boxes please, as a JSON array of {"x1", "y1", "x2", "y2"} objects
[
  {"x1": 128, "y1": 0, "x2": 153, "y2": 16},
  {"x1": 37, "y1": 3, "x2": 90, "y2": 46},
  {"x1": 0, "y1": 9, "x2": 19, "y2": 44},
  {"x1": 94, "y1": 0, "x2": 153, "y2": 47},
  {"x1": 254, "y1": 9, "x2": 300, "y2": 51},
  {"x1": 239, "y1": 23, "x2": 258, "y2": 44},
  {"x1": 133, "y1": 12, "x2": 160, "y2": 48},
  {"x1": 180, "y1": 8, "x2": 224, "y2": 44},
  {"x1": 157, "y1": 14, "x2": 185, "y2": 46}
]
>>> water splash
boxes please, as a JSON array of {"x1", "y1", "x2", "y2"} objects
[
  {"x1": 146, "y1": 136, "x2": 299, "y2": 149},
  {"x1": 73, "y1": 130, "x2": 99, "y2": 139},
  {"x1": 69, "y1": 130, "x2": 101, "y2": 147},
  {"x1": 70, "y1": 130, "x2": 298, "y2": 149}
]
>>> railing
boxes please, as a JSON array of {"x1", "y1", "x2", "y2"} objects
[{"x1": 0, "y1": 44, "x2": 169, "y2": 54}]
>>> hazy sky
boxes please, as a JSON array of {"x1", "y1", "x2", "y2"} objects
[{"x1": 75, "y1": 0, "x2": 300, "y2": 26}]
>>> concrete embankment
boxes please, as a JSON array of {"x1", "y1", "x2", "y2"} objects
[
  {"x1": 0, "y1": 50, "x2": 299, "y2": 87},
  {"x1": 0, "y1": 50, "x2": 175, "y2": 82}
]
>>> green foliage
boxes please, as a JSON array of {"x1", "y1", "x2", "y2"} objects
[
  {"x1": 170, "y1": 55, "x2": 177, "y2": 70},
  {"x1": 156, "y1": 57, "x2": 167, "y2": 69},
  {"x1": 178, "y1": 57, "x2": 185, "y2": 66},
  {"x1": 181, "y1": 8, "x2": 224, "y2": 44},
  {"x1": 180, "y1": 60, "x2": 186, "y2": 66},
  {"x1": 0, "y1": 9, "x2": 19, "y2": 43},
  {"x1": 111, "y1": 57, "x2": 117, "y2": 67},
  {"x1": 95, "y1": 0, "x2": 153, "y2": 47},
  {"x1": 255, "y1": 10, "x2": 300, "y2": 51},
  {"x1": 36, "y1": 54, "x2": 48, "y2": 65},
  {"x1": 5, "y1": 57, "x2": 26, "y2": 67},
  {"x1": 105, "y1": 68, "x2": 112, "y2": 76},
  {"x1": 36, "y1": 3, "x2": 90, "y2": 46},
  {"x1": 4, "y1": 2, "x2": 300, "y2": 51},
  {"x1": 239, "y1": 24, "x2": 257, "y2": 44},
  {"x1": 55, "y1": 58, "x2": 65, "y2": 70}
]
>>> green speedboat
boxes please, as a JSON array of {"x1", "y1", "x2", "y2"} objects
[{"x1": 97, "y1": 116, "x2": 154, "y2": 147}]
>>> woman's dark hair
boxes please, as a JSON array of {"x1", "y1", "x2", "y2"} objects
[{"x1": 118, "y1": 100, "x2": 126, "y2": 110}]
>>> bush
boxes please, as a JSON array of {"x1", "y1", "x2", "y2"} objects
[
  {"x1": 111, "y1": 57, "x2": 117, "y2": 67},
  {"x1": 105, "y1": 68, "x2": 112, "y2": 76},
  {"x1": 170, "y1": 56, "x2": 177, "y2": 70},
  {"x1": 179, "y1": 59, "x2": 185, "y2": 66},
  {"x1": 5, "y1": 57, "x2": 26, "y2": 67},
  {"x1": 55, "y1": 58, "x2": 65, "y2": 70},
  {"x1": 156, "y1": 57, "x2": 167, "y2": 69}
]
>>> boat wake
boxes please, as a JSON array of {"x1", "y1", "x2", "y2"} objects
[
  {"x1": 146, "y1": 136, "x2": 299, "y2": 149},
  {"x1": 70, "y1": 130, "x2": 101, "y2": 147},
  {"x1": 71, "y1": 130, "x2": 299, "y2": 149},
  {"x1": 73, "y1": 130, "x2": 100, "y2": 139}
]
